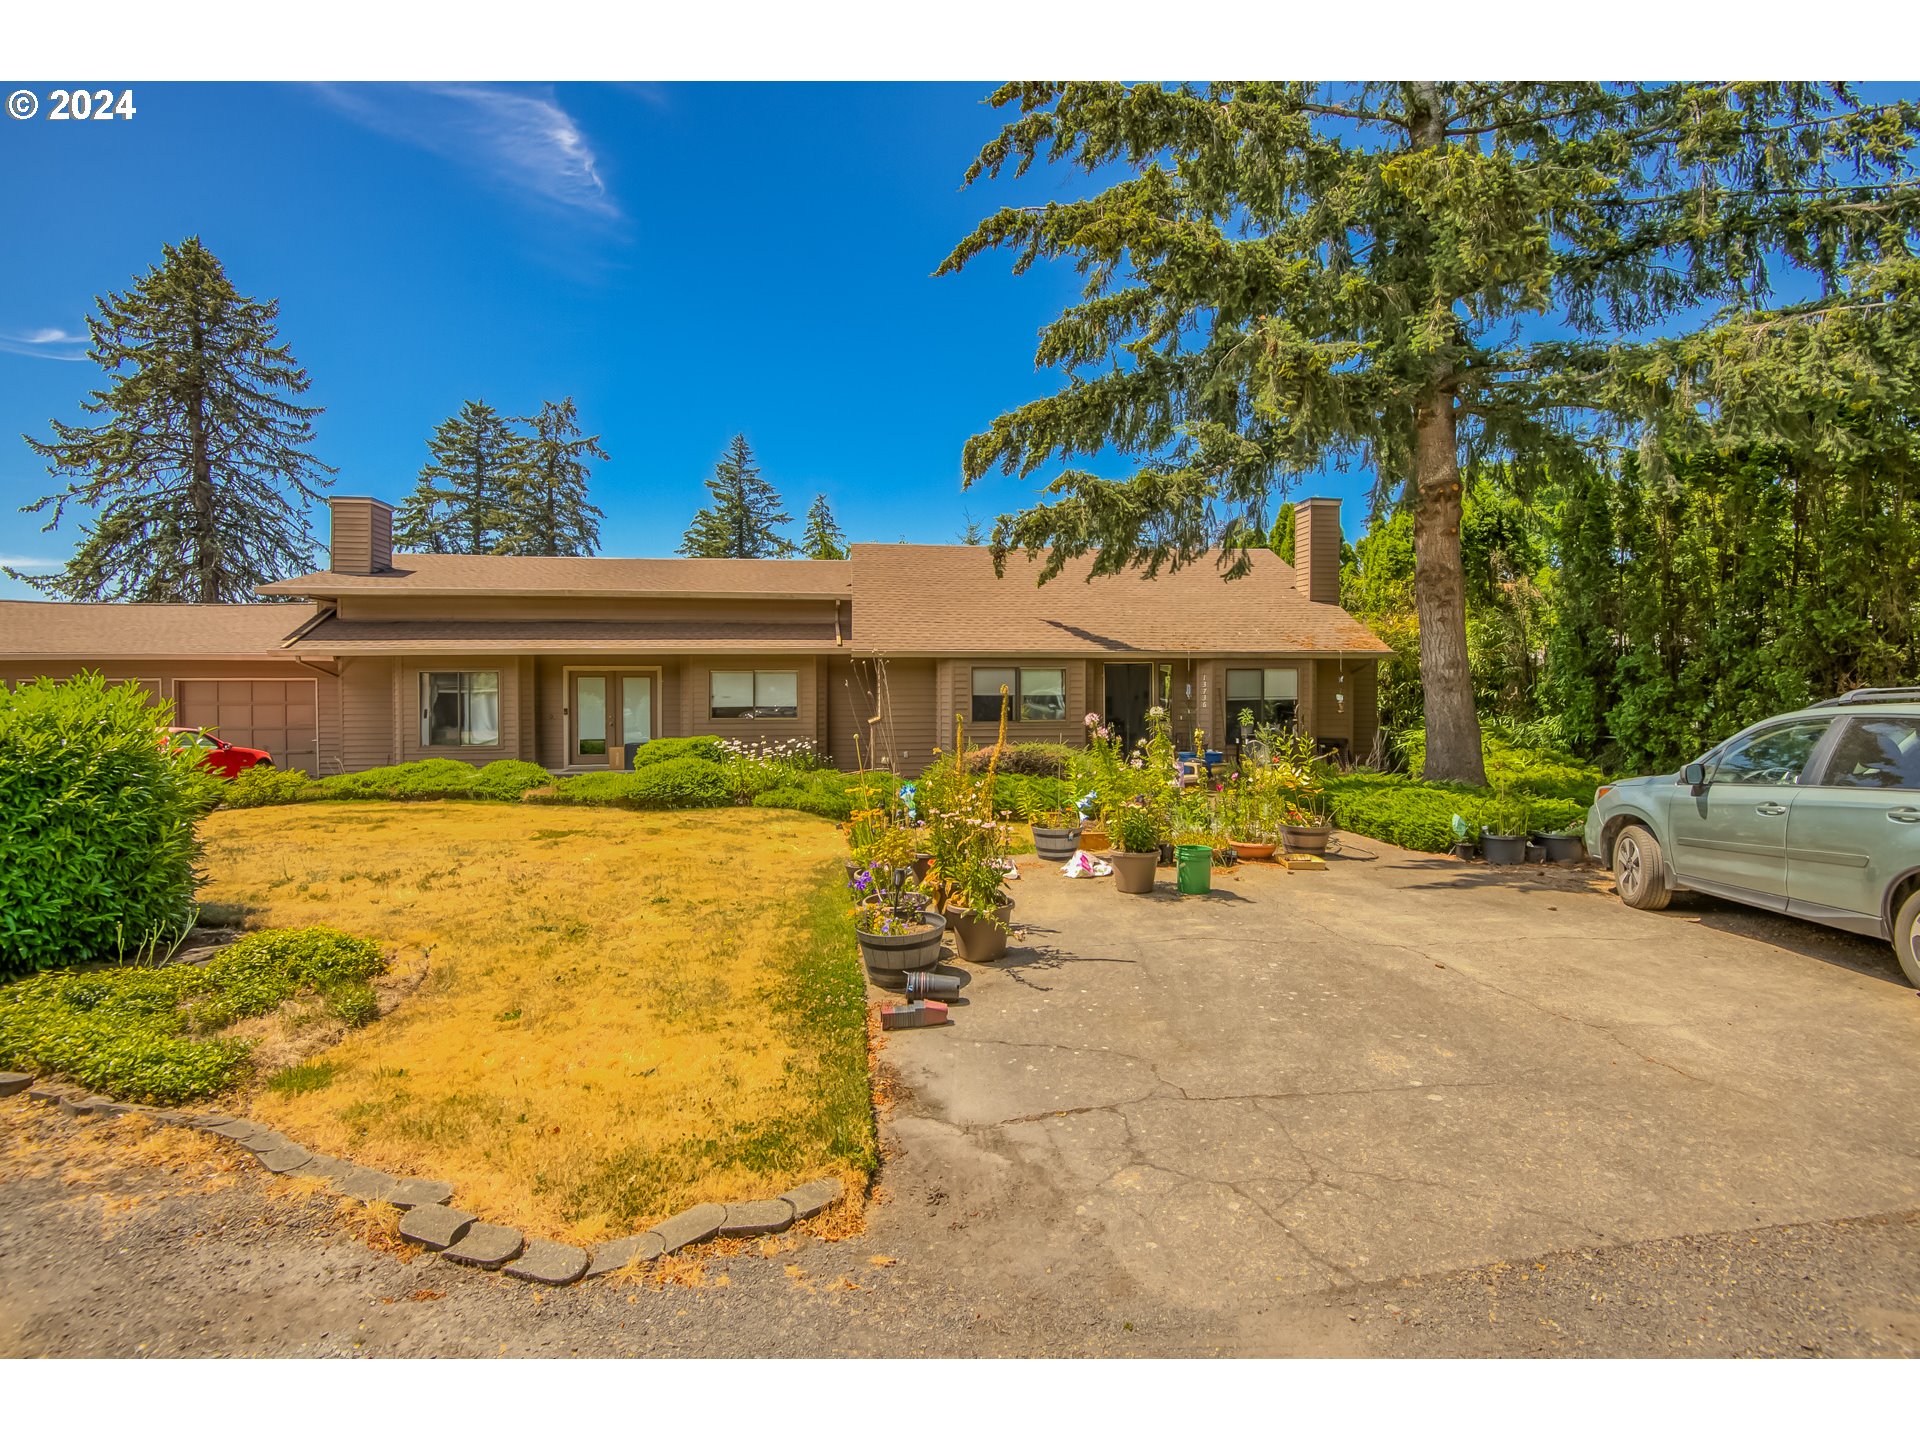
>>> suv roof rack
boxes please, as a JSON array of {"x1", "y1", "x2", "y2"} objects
[{"x1": 1808, "y1": 687, "x2": 1920, "y2": 709}]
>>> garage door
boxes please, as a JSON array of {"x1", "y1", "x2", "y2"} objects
[{"x1": 177, "y1": 679, "x2": 318, "y2": 775}]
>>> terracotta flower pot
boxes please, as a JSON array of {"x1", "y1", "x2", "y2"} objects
[
  {"x1": 1230, "y1": 840, "x2": 1275, "y2": 861},
  {"x1": 1281, "y1": 823, "x2": 1332, "y2": 855},
  {"x1": 945, "y1": 899, "x2": 1014, "y2": 963},
  {"x1": 856, "y1": 912, "x2": 947, "y2": 988},
  {"x1": 911, "y1": 852, "x2": 933, "y2": 884},
  {"x1": 1030, "y1": 824, "x2": 1082, "y2": 861},
  {"x1": 1110, "y1": 849, "x2": 1158, "y2": 895}
]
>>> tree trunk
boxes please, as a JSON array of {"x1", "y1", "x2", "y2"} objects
[
  {"x1": 1411, "y1": 386, "x2": 1488, "y2": 786},
  {"x1": 186, "y1": 320, "x2": 216, "y2": 603}
]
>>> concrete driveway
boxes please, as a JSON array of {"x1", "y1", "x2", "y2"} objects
[{"x1": 875, "y1": 837, "x2": 1920, "y2": 1350}]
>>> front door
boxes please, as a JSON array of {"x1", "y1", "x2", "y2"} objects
[
  {"x1": 1670, "y1": 717, "x2": 1833, "y2": 905},
  {"x1": 569, "y1": 673, "x2": 654, "y2": 767},
  {"x1": 1104, "y1": 663, "x2": 1153, "y2": 750}
]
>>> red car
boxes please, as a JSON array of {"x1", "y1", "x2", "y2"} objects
[{"x1": 163, "y1": 727, "x2": 273, "y2": 779}]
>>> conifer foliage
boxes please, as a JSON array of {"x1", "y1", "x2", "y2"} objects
[
  {"x1": 800, "y1": 494, "x2": 847, "y2": 559},
  {"x1": 501, "y1": 398, "x2": 607, "y2": 557},
  {"x1": 12, "y1": 237, "x2": 334, "y2": 602},
  {"x1": 679, "y1": 435, "x2": 795, "y2": 558},
  {"x1": 395, "y1": 400, "x2": 528, "y2": 555},
  {"x1": 941, "y1": 82, "x2": 1920, "y2": 784}
]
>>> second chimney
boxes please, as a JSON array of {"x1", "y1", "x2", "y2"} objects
[
  {"x1": 1292, "y1": 497, "x2": 1342, "y2": 606},
  {"x1": 328, "y1": 496, "x2": 393, "y2": 575}
]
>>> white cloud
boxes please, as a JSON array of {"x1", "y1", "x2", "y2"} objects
[
  {"x1": 0, "y1": 327, "x2": 88, "y2": 361},
  {"x1": 0, "y1": 555, "x2": 62, "y2": 570},
  {"x1": 313, "y1": 83, "x2": 617, "y2": 218}
]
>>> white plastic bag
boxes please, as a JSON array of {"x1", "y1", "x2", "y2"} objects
[{"x1": 1062, "y1": 850, "x2": 1112, "y2": 878}]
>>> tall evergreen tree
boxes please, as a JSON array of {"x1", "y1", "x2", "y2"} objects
[
  {"x1": 395, "y1": 400, "x2": 528, "y2": 555},
  {"x1": 799, "y1": 493, "x2": 847, "y2": 559},
  {"x1": 940, "y1": 83, "x2": 1920, "y2": 783},
  {"x1": 10, "y1": 237, "x2": 333, "y2": 602},
  {"x1": 956, "y1": 510, "x2": 988, "y2": 545},
  {"x1": 498, "y1": 398, "x2": 606, "y2": 557},
  {"x1": 1267, "y1": 502, "x2": 1296, "y2": 565},
  {"x1": 678, "y1": 435, "x2": 793, "y2": 557}
]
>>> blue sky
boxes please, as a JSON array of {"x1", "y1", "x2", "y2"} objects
[{"x1": 2, "y1": 81, "x2": 1378, "y2": 596}]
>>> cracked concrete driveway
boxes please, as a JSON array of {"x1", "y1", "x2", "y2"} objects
[{"x1": 879, "y1": 838, "x2": 1920, "y2": 1347}]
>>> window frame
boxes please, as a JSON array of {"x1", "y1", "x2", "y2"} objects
[
  {"x1": 1225, "y1": 666, "x2": 1301, "y2": 740},
  {"x1": 1816, "y1": 714, "x2": 1920, "y2": 791},
  {"x1": 419, "y1": 670, "x2": 502, "y2": 748},
  {"x1": 970, "y1": 666, "x2": 1069, "y2": 724},
  {"x1": 1708, "y1": 718, "x2": 1833, "y2": 787},
  {"x1": 708, "y1": 668, "x2": 800, "y2": 720}
]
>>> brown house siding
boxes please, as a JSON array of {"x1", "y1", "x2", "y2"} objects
[
  {"x1": 933, "y1": 657, "x2": 1089, "y2": 749},
  {"x1": 338, "y1": 658, "x2": 396, "y2": 771},
  {"x1": 394, "y1": 655, "x2": 525, "y2": 765}
]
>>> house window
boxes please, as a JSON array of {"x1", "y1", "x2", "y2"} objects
[
  {"x1": 971, "y1": 667, "x2": 1068, "y2": 723},
  {"x1": 421, "y1": 671, "x2": 500, "y2": 747},
  {"x1": 710, "y1": 669, "x2": 799, "y2": 719},
  {"x1": 1226, "y1": 667, "x2": 1299, "y2": 742}
]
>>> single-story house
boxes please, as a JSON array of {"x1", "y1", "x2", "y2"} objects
[{"x1": 0, "y1": 495, "x2": 1390, "y2": 774}]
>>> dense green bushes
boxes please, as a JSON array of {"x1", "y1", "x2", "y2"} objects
[
  {"x1": 629, "y1": 736, "x2": 725, "y2": 767},
  {"x1": 1325, "y1": 772, "x2": 1588, "y2": 853},
  {"x1": 531, "y1": 756, "x2": 734, "y2": 810},
  {"x1": 964, "y1": 742, "x2": 1079, "y2": 780},
  {"x1": 227, "y1": 757, "x2": 554, "y2": 807},
  {"x1": 0, "y1": 674, "x2": 215, "y2": 976},
  {"x1": 1397, "y1": 728, "x2": 1607, "y2": 806},
  {"x1": 0, "y1": 925, "x2": 386, "y2": 1103}
]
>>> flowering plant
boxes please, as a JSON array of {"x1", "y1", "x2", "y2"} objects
[{"x1": 920, "y1": 703, "x2": 1016, "y2": 924}]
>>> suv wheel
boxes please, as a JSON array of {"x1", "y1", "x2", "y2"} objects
[
  {"x1": 1612, "y1": 823, "x2": 1672, "y2": 911},
  {"x1": 1894, "y1": 890, "x2": 1920, "y2": 989}
]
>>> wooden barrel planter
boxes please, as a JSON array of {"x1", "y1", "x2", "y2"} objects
[
  {"x1": 1281, "y1": 824, "x2": 1332, "y2": 856},
  {"x1": 856, "y1": 911, "x2": 948, "y2": 989},
  {"x1": 1030, "y1": 824, "x2": 1082, "y2": 861}
]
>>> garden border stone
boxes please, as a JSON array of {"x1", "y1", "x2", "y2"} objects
[{"x1": 2, "y1": 1075, "x2": 853, "y2": 1288}]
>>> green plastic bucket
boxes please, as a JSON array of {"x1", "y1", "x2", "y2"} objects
[{"x1": 1175, "y1": 844, "x2": 1212, "y2": 895}]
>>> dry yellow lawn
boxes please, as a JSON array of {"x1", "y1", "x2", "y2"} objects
[{"x1": 198, "y1": 802, "x2": 871, "y2": 1245}]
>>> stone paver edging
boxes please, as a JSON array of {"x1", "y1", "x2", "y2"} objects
[{"x1": 1, "y1": 1074, "x2": 845, "y2": 1289}]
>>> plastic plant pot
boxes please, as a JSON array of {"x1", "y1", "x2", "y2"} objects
[
  {"x1": 1480, "y1": 833, "x2": 1528, "y2": 866},
  {"x1": 1175, "y1": 844, "x2": 1212, "y2": 894},
  {"x1": 1110, "y1": 850, "x2": 1158, "y2": 895}
]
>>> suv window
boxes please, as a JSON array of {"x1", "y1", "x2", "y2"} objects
[
  {"x1": 1822, "y1": 716, "x2": 1920, "y2": 790},
  {"x1": 1710, "y1": 719, "x2": 1831, "y2": 786}
]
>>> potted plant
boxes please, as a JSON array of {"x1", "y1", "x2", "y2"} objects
[
  {"x1": 1536, "y1": 826, "x2": 1587, "y2": 864},
  {"x1": 1448, "y1": 813, "x2": 1478, "y2": 861},
  {"x1": 1221, "y1": 774, "x2": 1275, "y2": 860},
  {"x1": 852, "y1": 863, "x2": 946, "y2": 987},
  {"x1": 1479, "y1": 793, "x2": 1532, "y2": 866},
  {"x1": 1108, "y1": 802, "x2": 1160, "y2": 895},
  {"x1": 847, "y1": 822, "x2": 918, "y2": 891},
  {"x1": 1280, "y1": 799, "x2": 1333, "y2": 855},
  {"x1": 1030, "y1": 806, "x2": 1083, "y2": 861},
  {"x1": 1076, "y1": 790, "x2": 1108, "y2": 853}
]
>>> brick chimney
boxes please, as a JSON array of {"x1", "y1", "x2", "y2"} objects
[
  {"x1": 1292, "y1": 496, "x2": 1342, "y2": 605},
  {"x1": 327, "y1": 496, "x2": 393, "y2": 575}
]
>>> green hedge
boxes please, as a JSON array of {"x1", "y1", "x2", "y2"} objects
[
  {"x1": 224, "y1": 758, "x2": 554, "y2": 808},
  {"x1": 629, "y1": 736, "x2": 724, "y2": 767},
  {"x1": 1397, "y1": 729, "x2": 1607, "y2": 806},
  {"x1": 1325, "y1": 772, "x2": 1588, "y2": 853},
  {"x1": 0, "y1": 924, "x2": 385, "y2": 1103},
  {"x1": 530, "y1": 756, "x2": 733, "y2": 810},
  {"x1": 0, "y1": 674, "x2": 215, "y2": 975},
  {"x1": 751, "y1": 784, "x2": 855, "y2": 822}
]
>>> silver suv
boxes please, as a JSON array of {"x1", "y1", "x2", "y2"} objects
[{"x1": 1584, "y1": 689, "x2": 1920, "y2": 987}]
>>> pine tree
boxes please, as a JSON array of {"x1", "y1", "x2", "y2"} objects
[
  {"x1": 497, "y1": 398, "x2": 606, "y2": 556},
  {"x1": 799, "y1": 493, "x2": 846, "y2": 559},
  {"x1": 956, "y1": 510, "x2": 987, "y2": 545},
  {"x1": 10, "y1": 237, "x2": 333, "y2": 602},
  {"x1": 395, "y1": 400, "x2": 528, "y2": 555},
  {"x1": 940, "y1": 83, "x2": 1920, "y2": 784},
  {"x1": 678, "y1": 435, "x2": 793, "y2": 557},
  {"x1": 1268, "y1": 502, "x2": 1296, "y2": 565}
]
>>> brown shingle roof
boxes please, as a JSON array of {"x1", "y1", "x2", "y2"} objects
[
  {"x1": 259, "y1": 553, "x2": 853, "y2": 599},
  {"x1": 848, "y1": 544, "x2": 1390, "y2": 656},
  {"x1": 0, "y1": 601, "x2": 313, "y2": 658},
  {"x1": 293, "y1": 616, "x2": 838, "y2": 653}
]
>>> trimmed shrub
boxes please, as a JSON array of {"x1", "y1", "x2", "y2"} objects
[
  {"x1": 314, "y1": 758, "x2": 555, "y2": 803},
  {"x1": 1325, "y1": 772, "x2": 1587, "y2": 853},
  {"x1": 963, "y1": 742, "x2": 1079, "y2": 780},
  {"x1": 1397, "y1": 729, "x2": 1607, "y2": 806},
  {"x1": 534, "y1": 757, "x2": 732, "y2": 810},
  {"x1": 223, "y1": 765, "x2": 324, "y2": 807},
  {"x1": 628, "y1": 736, "x2": 725, "y2": 767},
  {"x1": 0, "y1": 674, "x2": 215, "y2": 975},
  {"x1": 0, "y1": 923, "x2": 387, "y2": 1103},
  {"x1": 752, "y1": 784, "x2": 855, "y2": 822}
]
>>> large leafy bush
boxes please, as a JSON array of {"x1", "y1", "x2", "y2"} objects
[
  {"x1": 628, "y1": 736, "x2": 725, "y2": 767},
  {"x1": 532, "y1": 757, "x2": 732, "y2": 810},
  {"x1": 0, "y1": 924, "x2": 386, "y2": 1102},
  {"x1": 1324, "y1": 772, "x2": 1586, "y2": 853},
  {"x1": 0, "y1": 674, "x2": 215, "y2": 975},
  {"x1": 317, "y1": 758, "x2": 554, "y2": 803}
]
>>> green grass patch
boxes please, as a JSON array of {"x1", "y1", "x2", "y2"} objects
[
  {"x1": 0, "y1": 925, "x2": 387, "y2": 1104},
  {"x1": 266, "y1": 1059, "x2": 340, "y2": 1097}
]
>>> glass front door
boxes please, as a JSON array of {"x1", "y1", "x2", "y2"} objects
[
  {"x1": 573, "y1": 675, "x2": 608, "y2": 761},
  {"x1": 570, "y1": 672, "x2": 654, "y2": 767},
  {"x1": 620, "y1": 676, "x2": 652, "y2": 752}
]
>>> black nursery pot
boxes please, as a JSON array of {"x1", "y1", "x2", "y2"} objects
[{"x1": 1481, "y1": 833, "x2": 1529, "y2": 866}]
